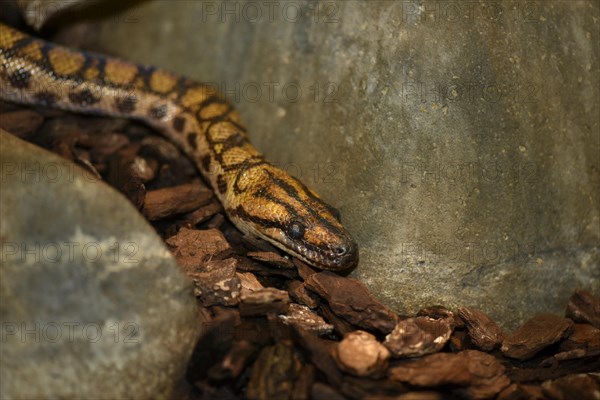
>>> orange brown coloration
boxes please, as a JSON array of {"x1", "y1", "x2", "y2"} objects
[
  {"x1": 48, "y1": 47, "x2": 85, "y2": 76},
  {"x1": 0, "y1": 22, "x2": 358, "y2": 270}
]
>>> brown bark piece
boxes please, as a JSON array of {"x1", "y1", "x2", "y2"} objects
[
  {"x1": 279, "y1": 303, "x2": 333, "y2": 334},
  {"x1": 239, "y1": 287, "x2": 290, "y2": 317},
  {"x1": 142, "y1": 180, "x2": 213, "y2": 220},
  {"x1": 237, "y1": 271, "x2": 265, "y2": 292},
  {"x1": 247, "y1": 251, "x2": 295, "y2": 269},
  {"x1": 501, "y1": 314, "x2": 574, "y2": 360},
  {"x1": 321, "y1": 303, "x2": 356, "y2": 336},
  {"x1": 207, "y1": 340, "x2": 258, "y2": 381},
  {"x1": 246, "y1": 341, "x2": 302, "y2": 400},
  {"x1": 389, "y1": 350, "x2": 510, "y2": 400},
  {"x1": 384, "y1": 317, "x2": 453, "y2": 358},
  {"x1": 107, "y1": 152, "x2": 147, "y2": 209},
  {"x1": 311, "y1": 382, "x2": 346, "y2": 400},
  {"x1": 332, "y1": 330, "x2": 390, "y2": 378},
  {"x1": 566, "y1": 290, "x2": 600, "y2": 329},
  {"x1": 497, "y1": 383, "x2": 546, "y2": 400},
  {"x1": 541, "y1": 373, "x2": 600, "y2": 400},
  {"x1": 0, "y1": 109, "x2": 44, "y2": 137},
  {"x1": 418, "y1": 305, "x2": 464, "y2": 329},
  {"x1": 188, "y1": 258, "x2": 240, "y2": 307},
  {"x1": 390, "y1": 392, "x2": 445, "y2": 400},
  {"x1": 559, "y1": 323, "x2": 600, "y2": 353},
  {"x1": 339, "y1": 375, "x2": 410, "y2": 399},
  {"x1": 540, "y1": 323, "x2": 600, "y2": 365},
  {"x1": 166, "y1": 228, "x2": 232, "y2": 271},
  {"x1": 186, "y1": 307, "x2": 239, "y2": 382},
  {"x1": 287, "y1": 280, "x2": 320, "y2": 309},
  {"x1": 293, "y1": 258, "x2": 318, "y2": 280},
  {"x1": 291, "y1": 364, "x2": 316, "y2": 400},
  {"x1": 234, "y1": 255, "x2": 298, "y2": 279},
  {"x1": 305, "y1": 271, "x2": 397, "y2": 334},
  {"x1": 458, "y1": 307, "x2": 504, "y2": 351},
  {"x1": 293, "y1": 327, "x2": 344, "y2": 388},
  {"x1": 183, "y1": 201, "x2": 222, "y2": 226}
]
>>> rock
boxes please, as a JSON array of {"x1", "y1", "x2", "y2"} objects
[
  {"x1": 458, "y1": 307, "x2": 504, "y2": 351},
  {"x1": 279, "y1": 303, "x2": 333, "y2": 334},
  {"x1": 305, "y1": 271, "x2": 397, "y2": 334},
  {"x1": 0, "y1": 131, "x2": 200, "y2": 399},
  {"x1": 389, "y1": 350, "x2": 510, "y2": 399},
  {"x1": 566, "y1": 290, "x2": 600, "y2": 329},
  {"x1": 76, "y1": 0, "x2": 600, "y2": 330},
  {"x1": 383, "y1": 316, "x2": 453, "y2": 358},
  {"x1": 501, "y1": 314, "x2": 574, "y2": 360},
  {"x1": 332, "y1": 330, "x2": 390, "y2": 377}
]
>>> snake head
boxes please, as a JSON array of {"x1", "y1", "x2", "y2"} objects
[{"x1": 228, "y1": 165, "x2": 358, "y2": 271}]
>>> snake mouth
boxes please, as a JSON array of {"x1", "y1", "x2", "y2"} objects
[{"x1": 265, "y1": 231, "x2": 359, "y2": 271}]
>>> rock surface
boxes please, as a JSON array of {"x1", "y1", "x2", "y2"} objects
[
  {"x1": 0, "y1": 131, "x2": 200, "y2": 399},
  {"x1": 37, "y1": 1, "x2": 600, "y2": 328}
]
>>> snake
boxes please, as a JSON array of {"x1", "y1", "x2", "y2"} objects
[{"x1": 0, "y1": 22, "x2": 358, "y2": 271}]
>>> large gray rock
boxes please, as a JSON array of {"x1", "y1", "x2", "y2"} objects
[
  {"x1": 51, "y1": 0, "x2": 599, "y2": 329},
  {"x1": 0, "y1": 131, "x2": 200, "y2": 399}
]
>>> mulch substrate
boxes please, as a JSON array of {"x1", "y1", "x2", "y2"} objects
[{"x1": 1, "y1": 101, "x2": 598, "y2": 400}]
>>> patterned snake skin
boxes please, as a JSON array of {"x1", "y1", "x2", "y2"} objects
[{"x1": 0, "y1": 22, "x2": 358, "y2": 270}]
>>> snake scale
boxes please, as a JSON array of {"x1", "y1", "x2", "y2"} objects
[{"x1": 0, "y1": 22, "x2": 358, "y2": 270}]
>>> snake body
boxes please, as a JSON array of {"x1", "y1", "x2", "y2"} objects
[{"x1": 0, "y1": 22, "x2": 358, "y2": 270}]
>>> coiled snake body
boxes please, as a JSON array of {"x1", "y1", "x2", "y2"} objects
[{"x1": 0, "y1": 22, "x2": 358, "y2": 270}]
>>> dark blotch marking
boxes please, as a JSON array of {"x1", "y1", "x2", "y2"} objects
[
  {"x1": 8, "y1": 68, "x2": 31, "y2": 89},
  {"x1": 149, "y1": 104, "x2": 167, "y2": 119},
  {"x1": 34, "y1": 91, "x2": 57, "y2": 106},
  {"x1": 69, "y1": 88, "x2": 100, "y2": 105},
  {"x1": 217, "y1": 175, "x2": 227, "y2": 194},
  {"x1": 173, "y1": 116, "x2": 186, "y2": 132},
  {"x1": 200, "y1": 155, "x2": 211, "y2": 172},
  {"x1": 116, "y1": 94, "x2": 137, "y2": 113},
  {"x1": 187, "y1": 132, "x2": 198, "y2": 149}
]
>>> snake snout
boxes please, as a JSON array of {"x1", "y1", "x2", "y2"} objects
[{"x1": 330, "y1": 238, "x2": 359, "y2": 270}]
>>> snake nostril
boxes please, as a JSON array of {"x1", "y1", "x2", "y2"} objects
[{"x1": 333, "y1": 245, "x2": 348, "y2": 256}]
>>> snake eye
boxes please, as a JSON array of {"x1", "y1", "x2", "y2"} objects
[{"x1": 287, "y1": 220, "x2": 305, "y2": 240}]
